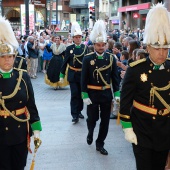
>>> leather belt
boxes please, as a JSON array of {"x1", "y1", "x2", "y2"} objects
[
  {"x1": 133, "y1": 100, "x2": 169, "y2": 116},
  {"x1": 69, "y1": 66, "x2": 82, "y2": 71},
  {"x1": 0, "y1": 107, "x2": 26, "y2": 117},
  {"x1": 87, "y1": 85, "x2": 111, "y2": 90}
]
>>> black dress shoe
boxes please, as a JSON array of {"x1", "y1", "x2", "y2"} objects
[
  {"x1": 96, "y1": 147, "x2": 108, "y2": 155},
  {"x1": 87, "y1": 133, "x2": 93, "y2": 145},
  {"x1": 72, "y1": 117, "x2": 79, "y2": 123},
  {"x1": 79, "y1": 113, "x2": 84, "y2": 119}
]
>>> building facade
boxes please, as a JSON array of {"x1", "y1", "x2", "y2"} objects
[{"x1": 109, "y1": 0, "x2": 165, "y2": 31}]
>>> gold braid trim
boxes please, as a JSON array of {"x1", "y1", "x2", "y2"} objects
[
  {"x1": 3, "y1": 70, "x2": 23, "y2": 99},
  {"x1": 18, "y1": 57, "x2": 23, "y2": 69},
  {"x1": 93, "y1": 55, "x2": 113, "y2": 86},
  {"x1": 129, "y1": 58, "x2": 146, "y2": 67},
  {"x1": 22, "y1": 78, "x2": 29, "y2": 101},
  {"x1": 150, "y1": 83, "x2": 170, "y2": 112},
  {"x1": 73, "y1": 45, "x2": 87, "y2": 65},
  {"x1": 0, "y1": 70, "x2": 30, "y2": 122}
]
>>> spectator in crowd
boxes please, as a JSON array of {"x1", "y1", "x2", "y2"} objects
[
  {"x1": 136, "y1": 49, "x2": 147, "y2": 60},
  {"x1": 38, "y1": 36, "x2": 46, "y2": 72},
  {"x1": 84, "y1": 36, "x2": 90, "y2": 46},
  {"x1": 128, "y1": 40, "x2": 140, "y2": 64},
  {"x1": 27, "y1": 36, "x2": 39, "y2": 78},
  {"x1": 113, "y1": 42, "x2": 123, "y2": 61},
  {"x1": 122, "y1": 36, "x2": 133, "y2": 50},
  {"x1": 45, "y1": 35, "x2": 68, "y2": 89},
  {"x1": 14, "y1": 36, "x2": 27, "y2": 70},
  {"x1": 106, "y1": 39, "x2": 115, "y2": 53}
]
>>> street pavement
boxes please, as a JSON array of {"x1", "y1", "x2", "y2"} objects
[{"x1": 25, "y1": 72, "x2": 136, "y2": 170}]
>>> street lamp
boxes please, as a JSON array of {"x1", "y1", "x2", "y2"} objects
[
  {"x1": 24, "y1": 0, "x2": 29, "y2": 35},
  {"x1": 0, "y1": 0, "x2": 2, "y2": 16}
]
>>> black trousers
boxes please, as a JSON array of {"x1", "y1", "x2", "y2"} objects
[
  {"x1": 0, "y1": 140, "x2": 28, "y2": 170},
  {"x1": 132, "y1": 144, "x2": 169, "y2": 170},
  {"x1": 69, "y1": 82, "x2": 83, "y2": 118},
  {"x1": 87, "y1": 102, "x2": 111, "y2": 147}
]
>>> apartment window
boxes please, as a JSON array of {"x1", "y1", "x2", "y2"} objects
[
  {"x1": 64, "y1": 1, "x2": 69, "y2": 6},
  {"x1": 63, "y1": 13, "x2": 69, "y2": 18},
  {"x1": 111, "y1": 1, "x2": 119, "y2": 17}
]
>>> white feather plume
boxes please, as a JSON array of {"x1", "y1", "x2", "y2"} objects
[
  {"x1": 0, "y1": 16, "x2": 18, "y2": 48},
  {"x1": 90, "y1": 20, "x2": 107, "y2": 43},
  {"x1": 71, "y1": 22, "x2": 82, "y2": 36},
  {"x1": 143, "y1": 3, "x2": 170, "y2": 46}
]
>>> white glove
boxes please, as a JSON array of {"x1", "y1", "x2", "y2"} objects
[
  {"x1": 123, "y1": 128, "x2": 137, "y2": 145},
  {"x1": 59, "y1": 78, "x2": 64, "y2": 83},
  {"x1": 115, "y1": 96, "x2": 120, "y2": 102},
  {"x1": 33, "y1": 130, "x2": 40, "y2": 139},
  {"x1": 83, "y1": 98, "x2": 92, "y2": 105}
]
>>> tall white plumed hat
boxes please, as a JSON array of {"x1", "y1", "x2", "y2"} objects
[
  {"x1": 0, "y1": 16, "x2": 18, "y2": 56},
  {"x1": 143, "y1": 3, "x2": 170, "y2": 48},
  {"x1": 90, "y1": 20, "x2": 107, "y2": 43},
  {"x1": 71, "y1": 21, "x2": 82, "y2": 37}
]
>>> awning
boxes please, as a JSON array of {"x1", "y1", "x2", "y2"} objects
[{"x1": 118, "y1": 3, "x2": 150, "y2": 12}]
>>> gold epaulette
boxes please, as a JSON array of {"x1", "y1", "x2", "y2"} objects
[
  {"x1": 14, "y1": 67, "x2": 27, "y2": 72},
  {"x1": 166, "y1": 58, "x2": 170, "y2": 60},
  {"x1": 85, "y1": 52, "x2": 95, "y2": 56},
  {"x1": 129, "y1": 58, "x2": 146, "y2": 67}
]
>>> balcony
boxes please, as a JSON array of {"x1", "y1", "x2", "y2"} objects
[{"x1": 69, "y1": 0, "x2": 88, "y2": 8}]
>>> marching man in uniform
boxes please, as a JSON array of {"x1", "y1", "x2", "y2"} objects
[
  {"x1": 81, "y1": 20, "x2": 120, "y2": 155},
  {"x1": 119, "y1": 3, "x2": 170, "y2": 170},
  {"x1": 0, "y1": 16, "x2": 42, "y2": 170},
  {"x1": 60, "y1": 22, "x2": 89, "y2": 123}
]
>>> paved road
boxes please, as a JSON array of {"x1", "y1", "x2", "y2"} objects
[{"x1": 25, "y1": 72, "x2": 136, "y2": 170}]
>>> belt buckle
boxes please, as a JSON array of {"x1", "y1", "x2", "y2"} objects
[{"x1": 102, "y1": 86, "x2": 106, "y2": 90}]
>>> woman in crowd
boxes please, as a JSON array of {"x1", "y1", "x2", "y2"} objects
[
  {"x1": 128, "y1": 40, "x2": 140, "y2": 64},
  {"x1": 45, "y1": 35, "x2": 68, "y2": 89}
]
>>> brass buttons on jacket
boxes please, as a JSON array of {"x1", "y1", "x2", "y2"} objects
[
  {"x1": 19, "y1": 101, "x2": 22, "y2": 103},
  {"x1": 19, "y1": 87, "x2": 21, "y2": 90},
  {"x1": 148, "y1": 70, "x2": 152, "y2": 73},
  {"x1": 152, "y1": 116, "x2": 156, "y2": 120},
  {"x1": 5, "y1": 127, "x2": 8, "y2": 130},
  {"x1": 18, "y1": 125, "x2": 20, "y2": 128}
]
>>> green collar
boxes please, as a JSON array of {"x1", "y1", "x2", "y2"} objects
[
  {"x1": 0, "y1": 70, "x2": 12, "y2": 78},
  {"x1": 97, "y1": 56, "x2": 103, "y2": 59},
  {"x1": 153, "y1": 65, "x2": 161, "y2": 70},
  {"x1": 75, "y1": 45, "x2": 81, "y2": 48}
]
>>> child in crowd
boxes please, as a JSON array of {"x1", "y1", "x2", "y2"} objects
[
  {"x1": 110, "y1": 50, "x2": 129, "y2": 119},
  {"x1": 136, "y1": 49, "x2": 147, "y2": 60}
]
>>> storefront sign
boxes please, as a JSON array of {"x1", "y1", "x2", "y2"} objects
[
  {"x1": 133, "y1": 13, "x2": 140, "y2": 19},
  {"x1": 112, "y1": 20, "x2": 119, "y2": 25}
]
